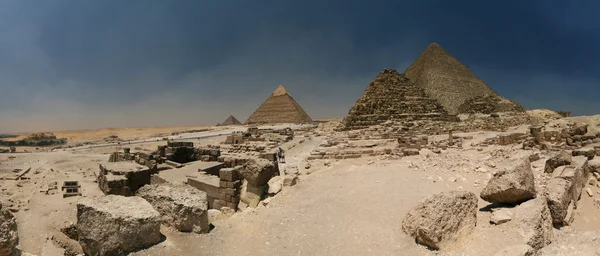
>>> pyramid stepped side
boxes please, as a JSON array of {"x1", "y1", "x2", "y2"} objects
[
  {"x1": 405, "y1": 43, "x2": 523, "y2": 115},
  {"x1": 245, "y1": 88, "x2": 312, "y2": 125},
  {"x1": 342, "y1": 69, "x2": 455, "y2": 130},
  {"x1": 458, "y1": 95, "x2": 525, "y2": 114}
]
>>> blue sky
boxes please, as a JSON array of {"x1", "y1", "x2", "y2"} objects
[{"x1": 1, "y1": 0, "x2": 599, "y2": 132}]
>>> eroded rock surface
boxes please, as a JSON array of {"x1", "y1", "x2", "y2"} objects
[
  {"x1": 77, "y1": 195, "x2": 161, "y2": 256},
  {"x1": 544, "y1": 150, "x2": 572, "y2": 173},
  {"x1": 241, "y1": 159, "x2": 277, "y2": 186},
  {"x1": 137, "y1": 184, "x2": 209, "y2": 233},
  {"x1": 0, "y1": 200, "x2": 18, "y2": 256},
  {"x1": 514, "y1": 197, "x2": 553, "y2": 250},
  {"x1": 402, "y1": 190, "x2": 477, "y2": 250},
  {"x1": 480, "y1": 158, "x2": 536, "y2": 204}
]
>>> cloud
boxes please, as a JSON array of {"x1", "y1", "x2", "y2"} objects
[{"x1": 0, "y1": 0, "x2": 599, "y2": 133}]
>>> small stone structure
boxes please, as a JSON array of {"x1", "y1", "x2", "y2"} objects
[
  {"x1": 76, "y1": 195, "x2": 161, "y2": 256},
  {"x1": 214, "y1": 166, "x2": 243, "y2": 210},
  {"x1": 224, "y1": 134, "x2": 245, "y2": 145},
  {"x1": 342, "y1": 69, "x2": 456, "y2": 130},
  {"x1": 544, "y1": 156, "x2": 590, "y2": 225},
  {"x1": 137, "y1": 184, "x2": 209, "y2": 233},
  {"x1": 62, "y1": 181, "x2": 82, "y2": 198},
  {"x1": 97, "y1": 162, "x2": 151, "y2": 196}
]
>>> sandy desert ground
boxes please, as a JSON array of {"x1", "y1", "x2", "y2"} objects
[{"x1": 2, "y1": 113, "x2": 600, "y2": 255}]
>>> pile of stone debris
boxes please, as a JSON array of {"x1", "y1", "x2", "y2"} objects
[{"x1": 402, "y1": 148, "x2": 600, "y2": 254}]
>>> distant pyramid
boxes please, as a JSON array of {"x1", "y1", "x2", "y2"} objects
[
  {"x1": 245, "y1": 85, "x2": 312, "y2": 125},
  {"x1": 219, "y1": 115, "x2": 242, "y2": 126},
  {"x1": 342, "y1": 69, "x2": 455, "y2": 130},
  {"x1": 404, "y1": 42, "x2": 523, "y2": 115}
]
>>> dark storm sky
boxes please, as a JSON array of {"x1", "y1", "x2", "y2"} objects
[{"x1": 1, "y1": 0, "x2": 599, "y2": 132}]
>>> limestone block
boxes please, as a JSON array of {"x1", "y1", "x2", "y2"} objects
[
  {"x1": 137, "y1": 184, "x2": 209, "y2": 233},
  {"x1": 402, "y1": 191, "x2": 477, "y2": 250},
  {"x1": 241, "y1": 159, "x2": 277, "y2": 186},
  {"x1": 480, "y1": 158, "x2": 536, "y2": 204},
  {"x1": 514, "y1": 197, "x2": 553, "y2": 250},
  {"x1": 76, "y1": 195, "x2": 161, "y2": 256},
  {"x1": 544, "y1": 150, "x2": 572, "y2": 173}
]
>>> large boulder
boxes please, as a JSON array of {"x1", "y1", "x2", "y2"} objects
[
  {"x1": 514, "y1": 197, "x2": 553, "y2": 250},
  {"x1": 0, "y1": 200, "x2": 18, "y2": 256},
  {"x1": 544, "y1": 175, "x2": 573, "y2": 225},
  {"x1": 480, "y1": 158, "x2": 536, "y2": 204},
  {"x1": 239, "y1": 180, "x2": 264, "y2": 208},
  {"x1": 77, "y1": 195, "x2": 162, "y2": 256},
  {"x1": 544, "y1": 151, "x2": 572, "y2": 173},
  {"x1": 137, "y1": 184, "x2": 209, "y2": 233},
  {"x1": 402, "y1": 191, "x2": 478, "y2": 250},
  {"x1": 241, "y1": 158, "x2": 277, "y2": 186},
  {"x1": 267, "y1": 176, "x2": 283, "y2": 195},
  {"x1": 545, "y1": 156, "x2": 590, "y2": 224}
]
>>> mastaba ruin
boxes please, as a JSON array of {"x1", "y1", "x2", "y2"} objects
[
  {"x1": 245, "y1": 85, "x2": 313, "y2": 125},
  {"x1": 218, "y1": 115, "x2": 242, "y2": 126},
  {"x1": 342, "y1": 42, "x2": 524, "y2": 130}
]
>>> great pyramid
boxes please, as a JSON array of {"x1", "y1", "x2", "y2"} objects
[
  {"x1": 342, "y1": 69, "x2": 455, "y2": 130},
  {"x1": 219, "y1": 115, "x2": 242, "y2": 126},
  {"x1": 404, "y1": 42, "x2": 524, "y2": 115},
  {"x1": 245, "y1": 85, "x2": 312, "y2": 125}
]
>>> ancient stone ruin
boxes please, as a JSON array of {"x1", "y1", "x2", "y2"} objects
[
  {"x1": 342, "y1": 69, "x2": 456, "y2": 130},
  {"x1": 76, "y1": 195, "x2": 161, "y2": 255},
  {"x1": 342, "y1": 42, "x2": 524, "y2": 130},
  {"x1": 404, "y1": 42, "x2": 523, "y2": 115},
  {"x1": 97, "y1": 162, "x2": 151, "y2": 196},
  {"x1": 245, "y1": 85, "x2": 312, "y2": 125}
]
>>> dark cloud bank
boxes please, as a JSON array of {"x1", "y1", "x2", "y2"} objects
[{"x1": 1, "y1": 0, "x2": 599, "y2": 133}]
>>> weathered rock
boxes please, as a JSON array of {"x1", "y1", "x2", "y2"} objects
[
  {"x1": 490, "y1": 208, "x2": 513, "y2": 225},
  {"x1": 544, "y1": 151, "x2": 572, "y2": 173},
  {"x1": 267, "y1": 176, "x2": 283, "y2": 194},
  {"x1": 402, "y1": 190, "x2": 478, "y2": 250},
  {"x1": 544, "y1": 175, "x2": 573, "y2": 225},
  {"x1": 0, "y1": 200, "x2": 18, "y2": 256},
  {"x1": 528, "y1": 154, "x2": 540, "y2": 162},
  {"x1": 572, "y1": 147, "x2": 596, "y2": 160},
  {"x1": 402, "y1": 148, "x2": 420, "y2": 156},
  {"x1": 77, "y1": 195, "x2": 161, "y2": 256},
  {"x1": 480, "y1": 158, "x2": 536, "y2": 204},
  {"x1": 136, "y1": 184, "x2": 209, "y2": 233},
  {"x1": 588, "y1": 158, "x2": 600, "y2": 173},
  {"x1": 239, "y1": 180, "x2": 264, "y2": 208},
  {"x1": 207, "y1": 209, "x2": 222, "y2": 224},
  {"x1": 51, "y1": 231, "x2": 84, "y2": 256},
  {"x1": 545, "y1": 157, "x2": 590, "y2": 225},
  {"x1": 493, "y1": 244, "x2": 536, "y2": 256},
  {"x1": 514, "y1": 197, "x2": 553, "y2": 250},
  {"x1": 241, "y1": 159, "x2": 277, "y2": 186}
]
